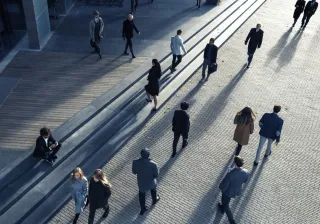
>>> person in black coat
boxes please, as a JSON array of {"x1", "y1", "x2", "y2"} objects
[
  {"x1": 301, "y1": 0, "x2": 318, "y2": 28},
  {"x1": 293, "y1": 0, "x2": 306, "y2": 27},
  {"x1": 171, "y1": 102, "x2": 190, "y2": 158},
  {"x1": 145, "y1": 59, "x2": 162, "y2": 111},
  {"x1": 245, "y1": 24, "x2": 263, "y2": 68},
  {"x1": 122, "y1": 14, "x2": 140, "y2": 58},
  {"x1": 202, "y1": 38, "x2": 218, "y2": 81},
  {"x1": 88, "y1": 169, "x2": 111, "y2": 224},
  {"x1": 32, "y1": 127, "x2": 61, "y2": 165}
]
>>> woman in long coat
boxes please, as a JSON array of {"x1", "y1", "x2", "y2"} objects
[
  {"x1": 293, "y1": 0, "x2": 306, "y2": 27},
  {"x1": 88, "y1": 169, "x2": 112, "y2": 224},
  {"x1": 71, "y1": 167, "x2": 88, "y2": 224},
  {"x1": 233, "y1": 107, "x2": 255, "y2": 156},
  {"x1": 145, "y1": 59, "x2": 162, "y2": 111}
]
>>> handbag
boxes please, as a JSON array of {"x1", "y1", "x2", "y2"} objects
[
  {"x1": 208, "y1": 63, "x2": 218, "y2": 75},
  {"x1": 90, "y1": 39, "x2": 96, "y2": 48}
]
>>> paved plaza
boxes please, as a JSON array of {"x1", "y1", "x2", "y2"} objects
[{"x1": 49, "y1": 0, "x2": 320, "y2": 224}]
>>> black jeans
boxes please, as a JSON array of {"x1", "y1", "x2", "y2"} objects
[
  {"x1": 139, "y1": 189, "x2": 157, "y2": 210},
  {"x1": 125, "y1": 37, "x2": 134, "y2": 55},
  {"x1": 93, "y1": 36, "x2": 101, "y2": 55},
  {"x1": 172, "y1": 132, "x2": 188, "y2": 154},
  {"x1": 235, "y1": 144, "x2": 242, "y2": 156},
  {"x1": 171, "y1": 54, "x2": 182, "y2": 70},
  {"x1": 221, "y1": 194, "x2": 235, "y2": 223},
  {"x1": 73, "y1": 213, "x2": 80, "y2": 224},
  {"x1": 42, "y1": 144, "x2": 62, "y2": 160},
  {"x1": 131, "y1": 0, "x2": 138, "y2": 12},
  {"x1": 88, "y1": 205, "x2": 109, "y2": 224},
  {"x1": 196, "y1": 0, "x2": 201, "y2": 7},
  {"x1": 301, "y1": 13, "x2": 312, "y2": 27}
]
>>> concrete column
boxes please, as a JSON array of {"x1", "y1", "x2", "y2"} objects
[
  {"x1": 58, "y1": 0, "x2": 73, "y2": 14},
  {"x1": 22, "y1": 0, "x2": 51, "y2": 49}
]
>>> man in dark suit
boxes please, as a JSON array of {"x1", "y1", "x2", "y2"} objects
[
  {"x1": 254, "y1": 105, "x2": 284, "y2": 166},
  {"x1": 202, "y1": 38, "x2": 218, "y2": 82},
  {"x1": 32, "y1": 127, "x2": 61, "y2": 165},
  {"x1": 172, "y1": 102, "x2": 190, "y2": 158},
  {"x1": 218, "y1": 156, "x2": 249, "y2": 224},
  {"x1": 245, "y1": 24, "x2": 263, "y2": 68},
  {"x1": 301, "y1": 0, "x2": 318, "y2": 28},
  {"x1": 132, "y1": 148, "x2": 160, "y2": 215},
  {"x1": 122, "y1": 14, "x2": 140, "y2": 58}
]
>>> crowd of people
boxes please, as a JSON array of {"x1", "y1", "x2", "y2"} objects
[{"x1": 29, "y1": 0, "x2": 320, "y2": 223}]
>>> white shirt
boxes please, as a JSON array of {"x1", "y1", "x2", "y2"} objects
[
  {"x1": 43, "y1": 137, "x2": 48, "y2": 146},
  {"x1": 95, "y1": 18, "x2": 99, "y2": 23},
  {"x1": 170, "y1": 35, "x2": 187, "y2": 55}
]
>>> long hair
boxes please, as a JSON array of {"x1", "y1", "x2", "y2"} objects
[
  {"x1": 93, "y1": 169, "x2": 111, "y2": 187},
  {"x1": 236, "y1": 107, "x2": 255, "y2": 125},
  {"x1": 71, "y1": 167, "x2": 85, "y2": 183},
  {"x1": 152, "y1": 59, "x2": 162, "y2": 75}
]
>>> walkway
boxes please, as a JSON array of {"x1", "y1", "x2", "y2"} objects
[{"x1": 49, "y1": 0, "x2": 320, "y2": 223}]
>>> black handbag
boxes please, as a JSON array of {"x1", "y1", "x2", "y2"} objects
[
  {"x1": 90, "y1": 39, "x2": 96, "y2": 48},
  {"x1": 208, "y1": 63, "x2": 218, "y2": 74}
]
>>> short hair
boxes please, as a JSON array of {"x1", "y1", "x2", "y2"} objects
[
  {"x1": 177, "y1": 29, "x2": 182, "y2": 35},
  {"x1": 210, "y1": 38, "x2": 215, "y2": 42},
  {"x1": 180, "y1": 101, "x2": 189, "y2": 110},
  {"x1": 40, "y1": 127, "x2": 50, "y2": 136},
  {"x1": 93, "y1": 10, "x2": 99, "y2": 16},
  {"x1": 234, "y1": 156, "x2": 244, "y2": 167},
  {"x1": 273, "y1": 105, "x2": 281, "y2": 113},
  {"x1": 141, "y1": 148, "x2": 150, "y2": 158}
]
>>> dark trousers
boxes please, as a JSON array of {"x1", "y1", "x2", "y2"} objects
[
  {"x1": 131, "y1": 0, "x2": 138, "y2": 12},
  {"x1": 301, "y1": 13, "x2": 312, "y2": 27},
  {"x1": 139, "y1": 189, "x2": 157, "y2": 210},
  {"x1": 221, "y1": 194, "x2": 235, "y2": 223},
  {"x1": 235, "y1": 144, "x2": 242, "y2": 156},
  {"x1": 196, "y1": 0, "x2": 201, "y2": 7},
  {"x1": 172, "y1": 132, "x2": 188, "y2": 154},
  {"x1": 73, "y1": 213, "x2": 80, "y2": 224},
  {"x1": 172, "y1": 54, "x2": 182, "y2": 70},
  {"x1": 125, "y1": 38, "x2": 134, "y2": 55},
  {"x1": 247, "y1": 52, "x2": 254, "y2": 65},
  {"x1": 88, "y1": 205, "x2": 109, "y2": 224},
  {"x1": 41, "y1": 144, "x2": 61, "y2": 160},
  {"x1": 92, "y1": 36, "x2": 101, "y2": 55}
]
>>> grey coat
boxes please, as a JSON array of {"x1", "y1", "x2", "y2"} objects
[
  {"x1": 89, "y1": 17, "x2": 104, "y2": 41},
  {"x1": 132, "y1": 158, "x2": 159, "y2": 193},
  {"x1": 71, "y1": 177, "x2": 88, "y2": 214},
  {"x1": 219, "y1": 167, "x2": 249, "y2": 198}
]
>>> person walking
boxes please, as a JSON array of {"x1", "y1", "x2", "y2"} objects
[
  {"x1": 201, "y1": 38, "x2": 218, "y2": 82},
  {"x1": 88, "y1": 169, "x2": 111, "y2": 224},
  {"x1": 32, "y1": 127, "x2": 62, "y2": 165},
  {"x1": 254, "y1": 105, "x2": 284, "y2": 166},
  {"x1": 301, "y1": 0, "x2": 318, "y2": 28},
  {"x1": 131, "y1": 0, "x2": 138, "y2": 13},
  {"x1": 89, "y1": 10, "x2": 104, "y2": 58},
  {"x1": 170, "y1": 29, "x2": 187, "y2": 73},
  {"x1": 218, "y1": 156, "x2": 249, "y2": 224},
  {"x1": 71, "y1": 167, "x2": 88, "y2": 224},
  {"x1": 171, "y1": 102, "x2": 190, "y2": 158},
  {"x1": 244, "y1": 24, "x2": 263, "y2": 68},
  {"x1": 122, "y1": 14, "x2": 140, "y2": 58},
  {"x1": 132, "y1": 148, "x2": 160, "y2": 215},
  {"x1": 145, "y1": 59, "x2": 162, "y2": 111},
  {"x1": 233, "y1": 107, "x2": 255, "y2": 156},
  {"x1": 293, "y1": 0, "x2": 306, "y2": 27},
  {"x1": 196, "y1": 0, "x2": 201, "y2": 8}
]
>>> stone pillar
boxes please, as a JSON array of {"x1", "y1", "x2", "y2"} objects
[
  {"x1": 22, "y1": 0, "x2": 51, "y2": 49},
  {"x1": 58, "y1": 0, "x2": 73, "y2": 14}
]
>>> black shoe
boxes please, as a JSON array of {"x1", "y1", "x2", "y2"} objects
[
  {"x1": 170, "y1": 68, "x2": 176, "y2": 73},
  {"x1": 146, "y1": 99, "x2": 152, "y2": 103},
  {"x1": 253, "y1": 161, "x2": 259, "y2": 166},
  {"x1": 140, "y1": 207, "x2": 148, "y2": 215},
  {"x1": 182, "y1": 141, "x2": 188, "y2": 149},
  {"x1": 230, "y1": 220, "x2": 237, "y2": 224},
  {"x1": 123, "y1": 52, "x2": 129, "y2": 55},
  {"x1": 132, "y1": 55, "x2": 136, "y2": 58},
  {"x1": 151, "y1": 108, "x2": 157, "y2": 112},
  {"x1": 99, "y1": 53, "x2": 102, "y2": 59},
  {"x1": 152, "y1": 196, "x2": 160, "y2": 205},
  {"x1": 45, "y1": 158, "x2": 53, "y2": 165},
  {"x1": 264, "y1": 151, "x2": 272, "y2": 158},
  {"x1": 102, "y1": 206, "x2": 110, "y2": 218},
  {"x1": 218, "y1": 203, "x2": 224, "y2": 213},
  {"x1": 171, "y1": 152, "x2": 176, "y2": 158},
  {"x1": 52, "y1": 155, "x2": 58, "y2": 159}
]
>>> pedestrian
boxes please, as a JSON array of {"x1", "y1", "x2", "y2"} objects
[
  {"x1": 145, "y1": 59, "x2": 162, "y2": 111},
  {"x1": 201, "y1": 38, "x2": 218, "y2": 82},
  {"x1": 122, "y1": 14, "x2": 140, "y2": 58},
  {"x1": 71, "y1": 167, "x2": 88, "y2": 224},
  {"x1": 89, "y1": 10, "x2": 104, "y2": 59},
  {"x1": 32, "y1": 127, "x2": 62, "y2": 165},
  {"x1": 0, "y1": 17, "x2": 4, "y2": 50},
  {"x1": 233, "y1": 107, "x2": 255, "y2": 156},
  {"x1": 196, "y1": 0, "x2": 201, "y2": 8},
  {"x1": 131, "y1": 0, "x2": 138, "y2": 13},
  {"x1": 218, "y1": 156, "x2": 249, "y2": 224},
  {"x1": 293, "y1": 0, "x2": 306, "y2": 27},
  {"x1": 254, "y1": 105, "x2": 284, "y2": 166},
  {"x1": 132, "y1": 148, "x2": 160, "y2": 215},
  {"x1": 244, "y1": 24, "x2": 263, "y2": 68},
  {"x1": 88, "y1": 169, "x2": 111, "y2": 224},
  {"x1": 170, "y1": 29, "x2": 187, "y2": 73},
  {"x1": 301, "y1": 0, "x2": 318, "y2": 28},
  {"x1": 171, "y1": 101, "x2": 190, "y2": 158}
]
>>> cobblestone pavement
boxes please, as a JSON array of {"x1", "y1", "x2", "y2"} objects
[{"x1": 49, "y1": 0, "x2": 320, "y2": 223}]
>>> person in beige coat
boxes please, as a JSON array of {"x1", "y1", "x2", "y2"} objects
[
  {"x1": 89, "y1": 10, "x2": 104, "y2": 58},
  {"x1": 233, "y1": 107, "x2": 255, "y2": 156}
]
